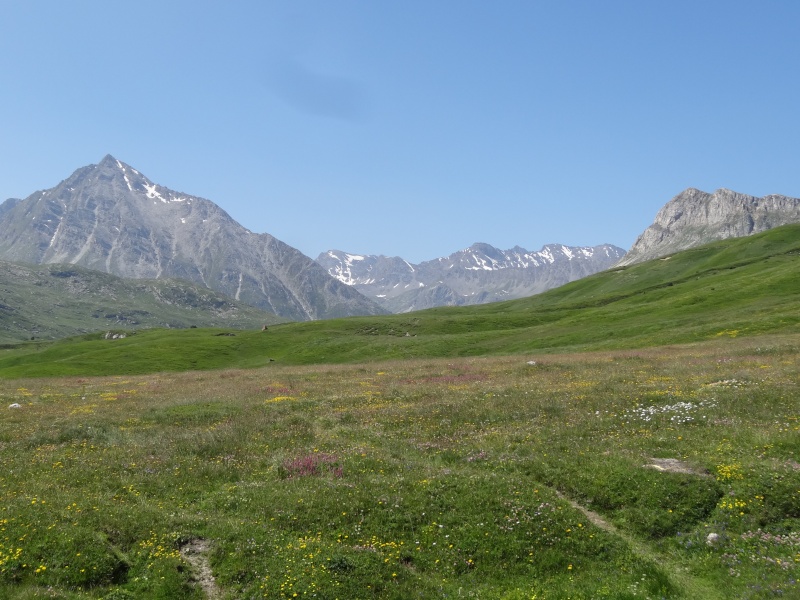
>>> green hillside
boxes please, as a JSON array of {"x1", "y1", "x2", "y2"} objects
[
  {"x1": 1, "y1": 223, "x2": 797, "y2": 378},
  {"x1": 0, "y1": 261, "x2": 284, "y2": 345}
]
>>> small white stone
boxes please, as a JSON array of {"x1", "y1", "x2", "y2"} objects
[{"x1": 8, "y1": 403, "x2": 21, "y2": 409}]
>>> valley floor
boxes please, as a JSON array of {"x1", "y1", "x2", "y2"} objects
[{"x1": 0, "y1": 333, "x2": 798, "y2": 598}]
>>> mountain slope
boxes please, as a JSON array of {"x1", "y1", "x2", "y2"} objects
[
  {"x1": 317, "y1": 243, "x2": 626, "y2": 312},
  {"x1": 0, "y1": 260, "x2": 283, "y2": 344},
  {"x1": 0, "y1": 155, "x2": 386, "y2": 321},
  {"x1": 5, "y1": 222, "x2": 797, "y2": 376},
  {"x1": 617, "y1": 188, "x2": 800, "y2": 266}
]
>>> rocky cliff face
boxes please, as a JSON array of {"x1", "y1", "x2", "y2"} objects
[
  {"x1": 617, "y1": 188, "x2": 800, "y2": 266},
  {"x1": 0, "y1": 155, "x2": 385, "y2": 321},
  {"x1": 317, "y1": 243, "x2": 626, "y2": 313}
]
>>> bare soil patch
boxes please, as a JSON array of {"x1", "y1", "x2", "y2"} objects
[{"x1": 179, "y1": 538, "x2": 222, "y2": 599}]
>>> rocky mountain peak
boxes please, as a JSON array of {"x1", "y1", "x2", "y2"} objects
[
  {"x1": 617, "y1": 187, "x2": 800, "y2": 266},
  {"x1": 0, "y1": 156, "x2": 385, "y2": 321}
]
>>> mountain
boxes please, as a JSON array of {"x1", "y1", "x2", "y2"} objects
[
  {"x1": 317, "y1": 242, "x2": 626, "y2": 312},
  {"x1": 0, "y1": 260, "x2": 284, "y2": 344},
  {"x1": 616, "y1": 188, "x2": 800, "y2": 266},
  {"x1": 0, "y1": 155, "x2": 385, "y2": 321}
]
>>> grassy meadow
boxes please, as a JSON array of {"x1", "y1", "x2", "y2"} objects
[
  {"x1": 0, "y1": 226, "x2": 798, "y2": 598},
  {"x1": 0, "y1": 333, "x2": 798, "y2": 599}
]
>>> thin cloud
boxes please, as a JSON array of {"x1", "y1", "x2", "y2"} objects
[{"x1": 266, "y1": 56, "x2": 368, "y2": 121}]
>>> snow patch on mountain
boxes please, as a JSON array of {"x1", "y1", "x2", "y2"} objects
[{"x1": 316, "y1": 242, "x2": 626, "y2": 313}]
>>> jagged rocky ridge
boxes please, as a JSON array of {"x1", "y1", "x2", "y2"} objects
[
  {"x1": 0, "y1": 155, "x2": 385, "y2": 321},
  {"x1": 317, "y1": 243, "x2": 626, "y2": 313},
  {"x1": 617, "y1": 188, "x2": 800, "y2": 266}
]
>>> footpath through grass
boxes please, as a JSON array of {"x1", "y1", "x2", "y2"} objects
[{"x1": 0, "y1": 333, "x2": 798, "y2": 598}]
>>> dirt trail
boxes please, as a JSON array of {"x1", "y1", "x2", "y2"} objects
[
  {"x1": 557, "y1": 482, "x2": 725, "y2": 600},
  {"x1": 180, "y1": 538, "x2": 223, "y2": 599}
]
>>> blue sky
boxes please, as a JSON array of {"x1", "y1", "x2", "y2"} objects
[{"x1": 1, "y1": 1, "x2": 798, "y2": 263}]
